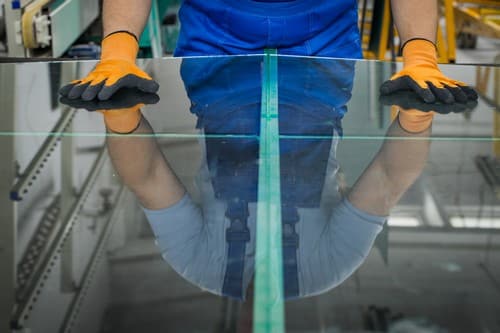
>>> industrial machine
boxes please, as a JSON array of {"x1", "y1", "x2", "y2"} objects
[
  {"x1": 454, "y1": 0, "x2": 500, "y2": 50},
  {"x1": 0, "y1": 0, "x2": 180, "y2": 58},
  {"x1": 1, "y1": 0, "x2": 100, "y2": 57}
]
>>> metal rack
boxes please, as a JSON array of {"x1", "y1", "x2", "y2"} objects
[
  {"x1": 0, "y1": 62, "x2": 126, "y2": 333},
  {"x1": 11, "y1": 147, "x2": 109, "y2": 330},
  {"x1": 10, "y1": 107, "x2": 76, "y2": 201}
]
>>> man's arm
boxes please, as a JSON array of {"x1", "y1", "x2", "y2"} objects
[
  {"x1": 59, "y1": 0, "x2": 158, "y2": 101},
  {"x1": 106, "y1": 115, "x2": 186, "y2": 210},
  {"x1": 103, "y1": 0, "x2": 152, "y2": 38},
  {"x1": 347, "y1": 111, "x2": 432, "y2": 216},
  {"x1": 391, "y1": 0, "x2": 438, "y2": 45},
  {"x1": 381, "y1": 1, "x2": 478, "y2": 104}
]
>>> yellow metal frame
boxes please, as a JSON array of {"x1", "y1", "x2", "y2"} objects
[
  {"x1": 444, "y1": 0, "x2": 500, "y2": 57},
  {"x1": 454, "y1": 5, "x2": 500, "y2": 40},
  {"x1": 361, "y1": 0, "x2": 394, "y2": 61},
  {"x1": 360, "y1": 0, "x2": 499, "y2": 63},
  {"x1": 375, "y1": 0, "x2": 392, "y2": 61},
  {"x1": 439, "y1": 0, "x2": 457, "y2": 63}
]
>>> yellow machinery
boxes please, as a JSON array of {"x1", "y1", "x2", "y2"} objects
[
  {"x1": 360, "y1": 0, "x2": 500, "y2": 63},
  {"x1": 454, "y1": 0, "x2": 500, "y2": 49},
  {"x1": 437, "y1": 0, "x2": 500, "y2": 63}
]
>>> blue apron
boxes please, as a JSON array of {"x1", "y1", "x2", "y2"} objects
[{"x1": 174, "y1": 0, "x2": 362, "y2": 58}]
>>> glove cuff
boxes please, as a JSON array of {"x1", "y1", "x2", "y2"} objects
[
  {"x1": 402, "y1": 39, "x2": 438, "y2": 68},
  {"x1": 398, "y1": 109, "x2": 434, "y2": 133},
  {"x1": 100, "y1": 106, "x2": 143, "y2": 134},
  {"x1": 101, "y1": 32, "x2": 139, "y2": 62}
]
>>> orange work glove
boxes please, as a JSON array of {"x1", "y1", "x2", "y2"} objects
[
  {"x1": 59, "y1": 31, "x2": 159, "y2": 101},
  {"x1": 380, "y1": 39, "x2": 478, "y2": 104},
  {"x1": 397, "y1": 108, "x2": 434, "y2": 133}
]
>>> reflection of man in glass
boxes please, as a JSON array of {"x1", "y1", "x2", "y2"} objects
[{"x1": 80, "y1": 57, "x2": 434, "y2": 305}]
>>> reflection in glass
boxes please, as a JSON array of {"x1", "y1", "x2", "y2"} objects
[{"x1": 58, "y1": 55, "x2": 480, "y2": 332}]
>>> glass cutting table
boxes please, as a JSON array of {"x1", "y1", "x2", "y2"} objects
[{"x1": 0, "y1": 54, "x2": 499, "y2": 333}]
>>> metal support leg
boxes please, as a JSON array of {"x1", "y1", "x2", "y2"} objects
[
  {"x1": 495, "y1": 54, "x2": 500, "y2": 108},
  {"x1": 476, "y1": 67, "x2": 491, "y2": 96},
  {"x1": 0, "y1": 64, "x2": 17, "y2": 332},
  {"x1": 436, "y1": 23, "x2": 450, "y2": 63},
  {"x1": 60, "y1": 121, "x2": 76, "y2": 292},
  {"x1": 59, "y1": 63, "x2": 79, "y2": 293},
  {"x1": 492, "y1": 55, "x2": 500, "y2": 158},
  {"x1": 443, "y1": 0, "x2": 457, "y2": 63}
]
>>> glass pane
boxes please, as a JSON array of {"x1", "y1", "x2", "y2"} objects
[
  {"x1": 276, "y1": 56, "x2": 500, "y2": 333},
  {"x1": 2, "y1": 55, "x2": 266, "y2": 333},
  {"x1": 2, "y1": 54, "x2": 499, "y2": 333}
]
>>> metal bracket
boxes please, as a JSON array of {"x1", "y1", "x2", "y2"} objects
[{"x1": 16, "y1": 195, "x2": 61, "y2": 301}]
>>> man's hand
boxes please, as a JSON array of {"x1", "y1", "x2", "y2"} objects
[
  {"x1": 59, "y1": 32, "x2": 159, "y2": 101},
  {"x1": 380, "y1": 39, "x2": 478, "y2": 104}
]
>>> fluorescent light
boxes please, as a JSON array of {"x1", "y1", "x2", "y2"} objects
[
  {"x1": 450, "y1": 217, "x2": 500, "y2": 229},
  {"x1": 388, "y1": 216, "x2": 420, "y2": 227}
]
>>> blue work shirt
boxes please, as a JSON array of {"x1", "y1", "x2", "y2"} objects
[{"x1": 174, "y1": 0, "x2": 362, "y2": 58}]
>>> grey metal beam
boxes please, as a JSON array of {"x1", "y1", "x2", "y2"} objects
[
  {"x1": 60, "y1": 121, "x2": 76, "y2": 293},
  {"x1": 0, "y1": 63, "x2": 17, "y2": 332}
]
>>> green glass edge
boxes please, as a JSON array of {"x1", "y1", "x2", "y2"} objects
[
  {"x1": 2, "y1": 132, "x2": 500, "y2": 142},
  {"x1": 253, "y1": 49, "x2": 285, "y2": 333}
]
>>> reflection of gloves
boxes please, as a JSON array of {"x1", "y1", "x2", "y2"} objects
[
  {"x1": 59, "y1": 88, "x2": 160, "y2": 134},
  {"x1": 380, "y1": 90, "x2": 477, "y2": 114},
  {"x1": 380, "y1": 39, "x2": 478, "y2": 104},
  {"x1": 59, "y1": 32, "x2": 159, "y2": 101},
  {"x1": 98, "y1": 105, "x2": 144, "y2": 134},
  {"x1": 397, "y1": 108, "x2": 434, "y2": 133},
  {"x1": 59, "y1": 88, "x2": 160, "y2": 111}
]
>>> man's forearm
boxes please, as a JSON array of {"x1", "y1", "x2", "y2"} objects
[
  {"x1": 106, "y1": 116, "x2": 186, "y2": 210},
  {"x1": 391, "y1": 0, "x2": 438, "y2": 45},
  {"x1": 347, "y1": 116, "x2": 431, "y2": 216},
  {"x1": 103, "y1": 0, "x2": 152, "y2": 38}
]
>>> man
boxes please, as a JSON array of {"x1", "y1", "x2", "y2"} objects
[{"x1": 59, "y1": 0, "x2": 477, "y2": 104}]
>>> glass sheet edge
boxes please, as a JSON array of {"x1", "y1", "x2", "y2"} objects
[{"x1": 253, "y1": 49, "x2": 285, "y2": 333}]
